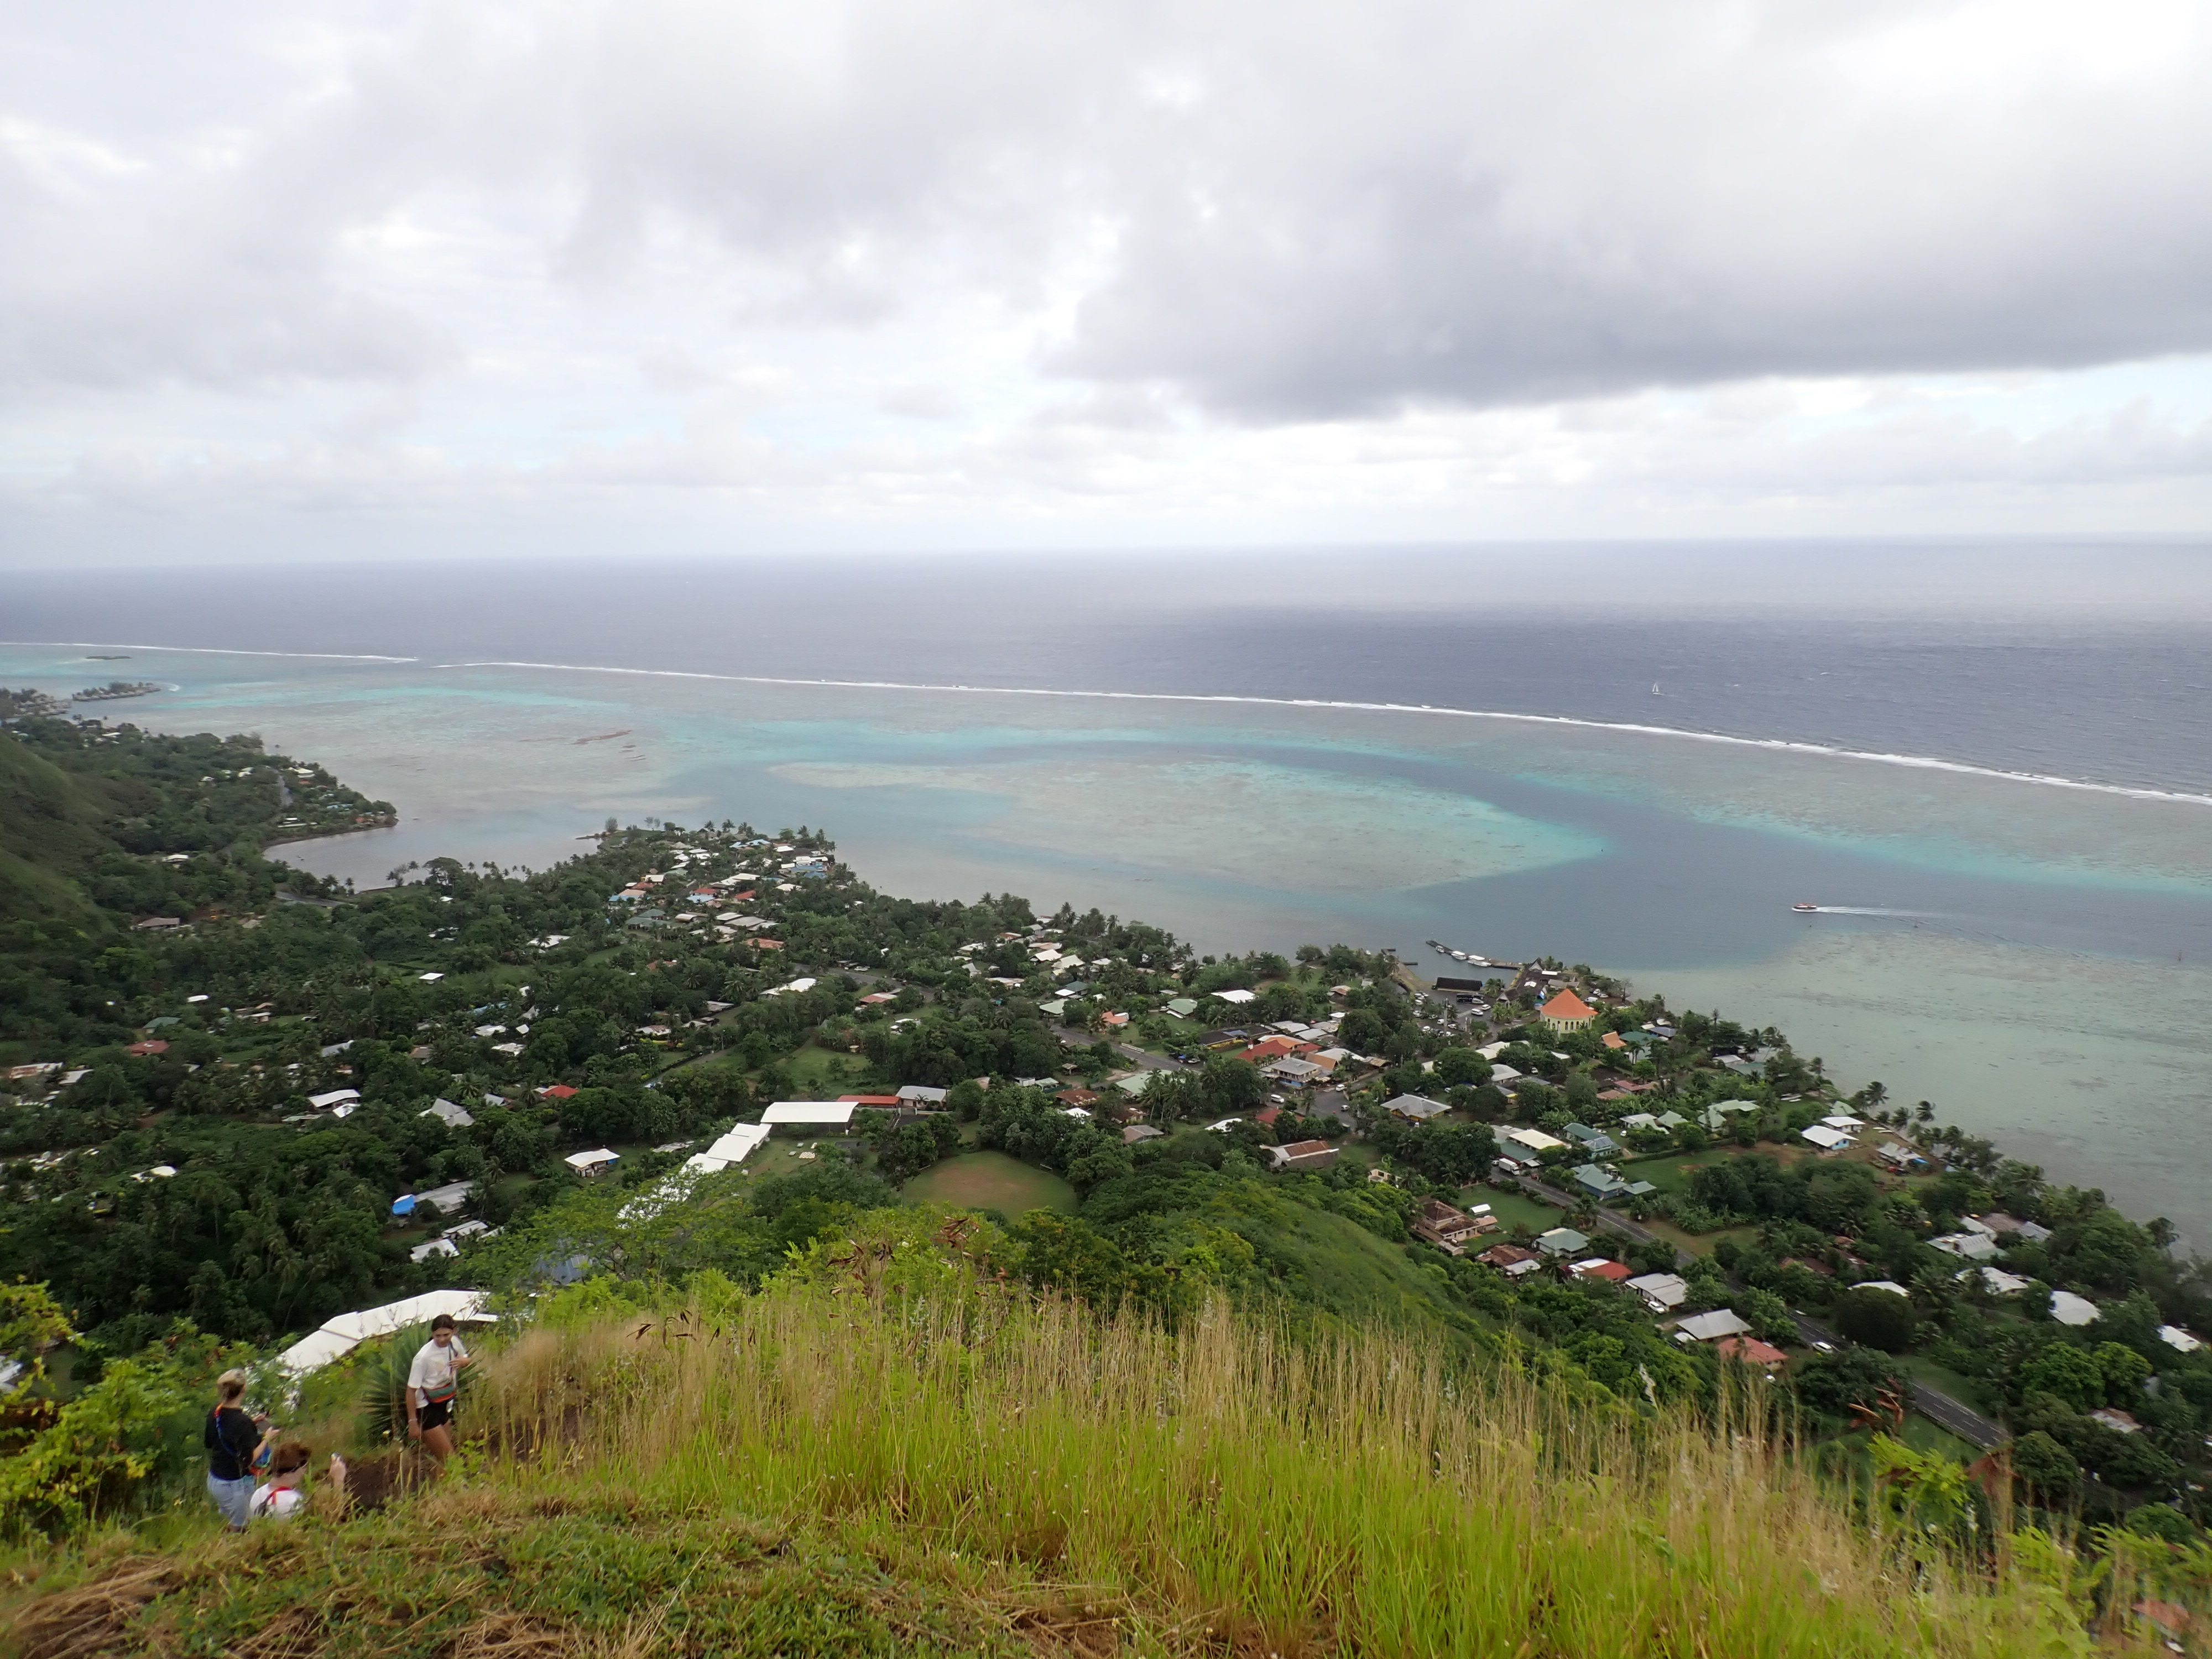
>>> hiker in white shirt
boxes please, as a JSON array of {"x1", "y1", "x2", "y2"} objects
[
  {"x1": 405, "y1": 1313, "x2": 471, "y2": 1462},
  {"x1": 251, "y1": 1441, "x2": 312, "y2": 1521}
]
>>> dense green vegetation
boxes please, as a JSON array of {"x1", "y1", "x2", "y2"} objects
[{"x1": 6, "y1": 710, "x2": 2212, "y2": 1651}]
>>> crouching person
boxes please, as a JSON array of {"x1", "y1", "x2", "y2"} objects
[{"x1": 252, "y1": 1441, "x2": 312, "y2": 1521}]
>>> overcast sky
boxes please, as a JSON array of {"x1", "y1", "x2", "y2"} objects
[{"x1": 4, "y1": 0, "x2": 2212, "y2": 565}]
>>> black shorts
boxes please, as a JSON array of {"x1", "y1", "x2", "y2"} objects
[{"x1": 419, "y1": 1398, "x2": 453, "y2": 1433}]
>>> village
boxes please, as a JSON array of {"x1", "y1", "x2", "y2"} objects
[{"x1": 2, "y1": 747, "x2": 2206, "y2": 1537}]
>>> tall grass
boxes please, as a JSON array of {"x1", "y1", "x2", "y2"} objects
[{"x1": 467, "y1": 1279, "x2": 2084, "y2": 1658}]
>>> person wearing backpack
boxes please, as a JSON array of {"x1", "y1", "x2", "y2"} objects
[
  {"x1": 251, "y1": 1441, "x2": 314, "y2": 1522},
  {"x1": 204, "y1": 1371, "x2": 272, "y2": 1531},
  {"x1": 405, "y1": 1313, "x2": 472, "y2": 1462}
]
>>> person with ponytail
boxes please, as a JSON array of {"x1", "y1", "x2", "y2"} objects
[{"x1": 204, "y1": 1371, "x2": 272, "y2": 1530}]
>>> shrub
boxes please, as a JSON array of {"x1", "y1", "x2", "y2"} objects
[
  {"x1": 2008, "y1": 1431, "x2": 2079, "y2": 1501},
  {"x1": 1830, "y1": 1287, "x2": 1917, "y2": 1353},
  {"x1": 2018, "y1": 1344, "x2": 2105, "y2": 1412},
  {"x1": 0, "y1": 1358, "x2": 188, "y2": 1538},
  {"x1": 2122, "y1": 1504, "x2": 2199, "y2": 1545}
]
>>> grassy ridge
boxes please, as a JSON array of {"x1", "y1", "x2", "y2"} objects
[
  {"x1": 0, "y1": 737, "x2": 118, "y2": 927},
  {"x1": 8, "y1": 1213, "x2": 2086, "y2": 1658}
]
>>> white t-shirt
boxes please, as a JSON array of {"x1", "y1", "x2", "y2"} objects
[
  {"x1": 406, "y1": 1335, "x2": 469, "y2": 1406},
  {"x1": 252, "y1": 1482, "x2": 305, "y2": 1522}
]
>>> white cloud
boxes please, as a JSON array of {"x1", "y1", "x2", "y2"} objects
[{"x1": 1, "y1": 0, "x2": 2210, "y2": 556}]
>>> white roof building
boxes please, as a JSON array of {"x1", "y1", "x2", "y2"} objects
[
  {"x1": 762, "y1": 1100, "x2": 859, "y2": 1128},
  {"x1": 1929, "y1": 1232, "x2": 2001, "y2": 1261},
  {"x1": 1505, "y1": 1126, "x2": 1568, "y2": 1153},
  {"x1": 1211, "y1": 989, "x2": 1257, "y2": 1005},
  {"x1": 307, "y1": 1088, "x2": 361, "y2": 1110},
  {"x1": 1800, "y1": 1125, "x2": 1854, "y2": 1151},
  {"x1": 1852, "y1": 1280, "x2": 1912, "y2": 1297},
  {"x1": 421, "y1": 1098, "x2": 475, "y2": 1129},
  {"x1": 1958, "y1": 1266, "x2": 2034, "y2": 1295},
  {"x1": 1382, "y1": 1093, "x2": 1451, "y2": 1120},
  {"x1": 685, "y1": 1124, "x2": 773, "y2": 1174},
  {"x1": 1674, "y1": 1310, "x2": 1753, "y2": 1342},
  {"x1": 896, "y1": 1084, "x2": 950, "y2": 1105},
  {"x1": 1961, "y1": 1212, "x2": 2051, "y2": 1242},
  {"x1": 2049, "y1": 1290, "x2": 2100, "y2": 1327},
  {"x1": 1626, "y1": 1272, "x2": 1689, "y2": 1312},
  {"x1": 276, "y1": 1288, "x2": 493, "y2": 1376},
  {"x1": 565, "y1": 1148, "x2": 620, "y2": 1175},
  {"x1": 2160, "y1": 1325, "x2": 2203, "y2": 1354}
]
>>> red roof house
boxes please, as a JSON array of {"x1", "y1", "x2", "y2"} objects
[
  {"x1": 1570, "y1": 1259, "x2": 1634, "y2": 1284},
  {"x1": 1714, "y1": 1335, "x2": 1790, "y2": 1370}
]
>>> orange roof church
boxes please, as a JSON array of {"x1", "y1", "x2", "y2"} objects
[{"x1": 1539, "y1": 987, "x2": 1597, "y2": 1032}]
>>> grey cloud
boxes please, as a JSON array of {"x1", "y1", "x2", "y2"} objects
[
  {"x1": 448, "y1": 0, "x2": 2212, "y2": 416},
  {"x1": 1047, "y1": 2, "x2": 2212, "y2": 415},
  {"x1": 6, "y1": 0, "x2": 2212, "y2": 425},
  {"x1": 880, "y1": 382, "x2": 959, "y2": 420}
]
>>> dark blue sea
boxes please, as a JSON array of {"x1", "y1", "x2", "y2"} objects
[{"x1": 9, "y1": 542, "x2": 2211, "y2": 794}]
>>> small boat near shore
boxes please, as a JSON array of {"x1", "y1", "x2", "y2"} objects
[{"x1": 1792, "y1": 902, "x2": 1820, "y2": 913}]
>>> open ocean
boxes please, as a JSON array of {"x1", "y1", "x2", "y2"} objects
[{"x1": 5, "y1": 543, "x2": 2210, "y2": 1240}]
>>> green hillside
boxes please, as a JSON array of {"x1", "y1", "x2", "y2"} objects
[
  {"x1": 0, "y1": 733, "x2": 120, "y2": 927},
  {"x1": 3, "y1": 1219, "x2": 2089, "y2": 1658}
]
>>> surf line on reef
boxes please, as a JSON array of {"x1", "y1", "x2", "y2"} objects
[
  {"x1": 18, "y1": 641, "x2": 421, "y2": 664},
  {"x1": 440, "y1": 659, "x2": 2212, "y2": 811}
]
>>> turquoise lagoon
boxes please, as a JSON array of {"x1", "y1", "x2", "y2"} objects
[{"x1": 4, "y1": 643, "x2": 2209, "y2": 1243}]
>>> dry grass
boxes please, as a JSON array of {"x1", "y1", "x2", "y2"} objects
[
  {"x1": 1, "y1": 1239, "x2": 2131, "y2": 1659},
  {"x1": 9, "y1": 1557, "x2": 175, "y2": 1659},
  {"x1": 455, "y1": 1277, "x2": 2082, "y2": 1659}
]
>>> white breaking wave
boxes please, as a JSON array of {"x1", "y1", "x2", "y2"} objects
[
  {"x1": 1798, "y1": 907, "x2": 1953, "y2": 919},
  {"x1": 15, "y1": 640, "x2": 421, "y2": 664},
  {"x1": 442, "y1": 659, "x2": 2212, "y2": 810}
]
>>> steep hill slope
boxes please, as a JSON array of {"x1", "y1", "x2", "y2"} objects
[
  {"x1": 0, "y1": 733, "x2": 122, "y2": 927},
  {"x1": 5, "y1": 1214, "x2": 2090, "y2": 1659}
]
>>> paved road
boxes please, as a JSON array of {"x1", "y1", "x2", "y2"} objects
[
  {"x1": 1513, "y1": 1177, "x2": 2007, "y2": 1447},
  {"x1": 1906, "y1": 1382, "x2": 2006, "y2": 1448},
  {"x1": 1049, "y1": 1027, "x2": 1183, "y2": 1071},
  {"x1": 1115, "y1": 1042, "x2": 1179, "y2": 1072},
  {"x1": 1515, "y1": 1176, "x2": 1675, "y2": 1254},
  {"x1": 1306, "y1": 1088, "x2": 1353, "y2": 1125},
  {"x1": 1785, "y1": 1314, "x2": 2005, "y2": 1448}
]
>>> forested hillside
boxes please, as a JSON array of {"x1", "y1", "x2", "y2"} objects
[{"x1": 6, "y1": 712, "x2": 2212, "y2": 1655}]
